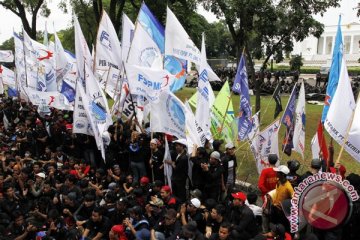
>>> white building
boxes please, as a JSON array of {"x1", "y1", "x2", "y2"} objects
[{"x1": 292, "y1": 22, "x2": 360, "y2": 66}]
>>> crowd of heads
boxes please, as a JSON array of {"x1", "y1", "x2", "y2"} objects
[{"x1": 0, "y1": 95, "x2": 359, "y2": 240}]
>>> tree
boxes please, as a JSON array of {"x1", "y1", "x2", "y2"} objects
[
  {"x1": 200, "y1": 0, "x2": 341, "y2": 114},
  {"x1": 289, "y1": 54, "x2": 303, "y2": 72},
  {"x1": 0, "y1": 0, "x2": 50, "y2": 40}
]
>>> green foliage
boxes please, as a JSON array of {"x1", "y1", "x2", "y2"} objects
[{"x1": 289, "y1": 54, "x2": 303, "y2": 71}]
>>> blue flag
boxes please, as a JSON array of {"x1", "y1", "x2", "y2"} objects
[
  {"x1": 60, "y1": 80, "x2": 75, "y2": 102},
  {"x1": 138, "y1": 2, "x2": 187, "y2": 93},
  {"x1": 281, "y1": 84, "x2": 297, "y2": 156},
  {"x1": 232, "y1": 54, "x2": 252, "y2": 140},
  {"x1": 322, "y1": 16, "x2": 343, "y2": 122},
  {"x1": 7, "y1": 86, "x2": 18, "y2": 97}
]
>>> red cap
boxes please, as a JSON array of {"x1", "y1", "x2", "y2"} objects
[
  {"x1": 66, "y1": 124, "x2": 73, "y2": 130},
  {"x1": 111, "y1": 224, "x2": 125, "y2": 233},
  {"x1": 161, "y1": 185, "x2": 171, "y2": 193},
  {"x1": 231, "y1": 192, "x2": 247, "y2": 201},
  {"x1": 140, "y1": 176, "x2": 150, "y2": 185}
]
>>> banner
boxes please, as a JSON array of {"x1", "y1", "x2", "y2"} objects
[
  {"x1": 322, "y1": 16, "x2": 343, "y2": 122},
  {"x1": 232, "y1": 53, "x2": 253, "y2": 140},
  {"x1": 150, "y1": 91, "x2": 186, "y2": 139},
  {"x1": 281, "y1": 84, "x2": 297, "y2": 156},
  {"x1": 247, "y1": 112, "x2": 260, "y2": 174},
  {"x1": 257, "y1": 120, "x2": 280, "y2": 174},
  {"x1": 0, "y1": 50, "x2": 14, "y2": 62},
  {"x1": 125, "y1": 64, "x2": 172, "y2": 102},
  {"x1": 324, "y1": 58, "x2": 360, "y2": 162},
  {"x1": 293, "y1": 82, "x2": 306, "y2": 157}
]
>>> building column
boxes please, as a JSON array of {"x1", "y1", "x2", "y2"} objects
[
  {"x1": 323, "y1": 36, "x2": 326, "y2": 55},
  {"x1": 350, "y1": 35, "x2": 354, "y2": 54}
]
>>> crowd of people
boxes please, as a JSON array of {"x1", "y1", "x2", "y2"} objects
[{"x1": 0, "y1": 96, "x2": 359, "y2": 240}]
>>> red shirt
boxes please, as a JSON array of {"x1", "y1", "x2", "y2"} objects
[{"x1": 258, "y1": 167, "x2": 278, "y2": 196}]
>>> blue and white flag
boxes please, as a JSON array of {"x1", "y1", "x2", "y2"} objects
[
  {"x1": 60, "y1": 80, "x2": 76, "y2": 102},
  {"x1": 232, "y1": 54, "x2": 252, "y2": 140},
  {"x1": 322, "y1": 16, "x2": 343, "y2": 122},
  {"x1": 138, "y1": 3, "x2": 187, "y2": 92},
  {"x1": 281, "y1": 84, "x2": 297, "y2": 156}
]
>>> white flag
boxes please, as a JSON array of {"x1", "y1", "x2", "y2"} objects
[
  {"x1": 0, "y1": 50, "x2": 14, "y2": 62},
  {"x1": 13, "y1": 32, "x2": 27, "y2": 100},
  {"x1": 325, "y1": 58, "x2": 360, "y2": 162},
  {"x1": 121, "y1": 13, "x2": 135, "y2": 63},
  {"x1": 195, "y1": 34, "x2": 211, "y2": 139},
  {"x1": 24, "y1": 87, "x2": 73, "y2": 111},
  {"x1": 125, "y1": 64, "x2": 172, "y2": 102},
  {"x1": 73, "y1": 80, "x2": 93, "y2": 136},
  {"x1": 74, "y1": 16, "x2": 93, "y2": 82},
  {"x1": 78, "y1": 82, "x2": 106, "y2": 160},
  {"x1": 96, "y1": 11, "x2": 122, "y2": 71},
  {"x1": 150, "y1": 91, "x2": 186, "y2": 139},
  {"x1": 54, "y1": 31, "x2": 73, "y2": 84},
  {"x1": 247, "y1": 112, "x2": 260, "y2": 173},
  {"x1": 257, "y1": 120, "x2": 280, "y2": 174},
  {"x1": 293, "y1": 82, "x2": 306, "y2": 157},
  {"x1": 98, "y1": 66, "x2": 121, "y2": 99},
  {"x1": 127, "y1": 22, "x2": 162, "y2": 68},
  {"x1": 185, "y1": 101, "x2": 206, "y2": 152},
  {"x1": 0, "y1": 65, "x2": 16, "y2": 87},
  {"x1": 165, "y1": 7, "x2": 201, "y2": 65},
  {"x1": 3, "y1": 113, "x2": 9, "y2": 130},
  {"x1": 163, "y1": 138, "x2": 173, "y2": 190}
]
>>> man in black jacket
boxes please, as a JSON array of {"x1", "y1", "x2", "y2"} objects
[
  {"x1": 165, "y1": 139, "x2": 188, "y2": 203},
  {"x1": 202, "y1": 151, "x2": 224, "y2": 201},
  {"x1": 228, "y1": 192, "x2": 258, "y2": 240}
]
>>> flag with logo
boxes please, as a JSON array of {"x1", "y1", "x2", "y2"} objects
[
  {"x1": 273, "y1": 83, "x2": 283, "y2": 119},
  {"x1": 311, "y1": 120, "x2": 328, "y2": 161},
  {"x1": 232, "y1": 53, "x2": 253, "y2": 141},
  {"x1": 73, "y1": 80, "x2": 93, "y2": 136},
  {"x1": 150, "y1": 91, "x2": 186, "y2": 140},
  {"x1": 125, "y1": 64, "x2": 172, "y2": 102},
  {"x1": 24, "y1": 87, "x2": 73, "y2": 111},
  {"x1": 293, "y1": 82, "x2": 306, "y2": 157},
  {"x1": 247, "y1": 112, "x2": 260, "y2": 173},
  {"x1": 281, "y1": 84, "x2": 297, "y2": 156},
  {"x1": 13, "y1": 32, "x2": 27, "y2": 99},
  {"x1": 257, "y1": 119, "x2": 280, "y2": 174},
  {"x1": 54, "y1": 31, "x2": 73, "y2": 84},
  {"x1": 0, "y1": 50, "x2": 14, "y2": 62},
  {"x1": 138, "y1": 2, "x2": 187, "y2": 92},
  {"x1": 127, "y1": 22, "x2": 162, "y2": 68},
  {"x1": 165, "y1": 7, "x2": 219, "y2": 82},
  {"x1": 325, "y1": 58, "x2": 360, "y2": 162},
  {"x1": 322, "y1": 16, "x2": 343, "y2": 122},
  {"x1": 185, "y1": 101, "x2": 206, "y2": 151}
]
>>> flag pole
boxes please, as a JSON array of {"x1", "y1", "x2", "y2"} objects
[{"x1": 335, "y1": 92, "x2": 360, "y2": 164}]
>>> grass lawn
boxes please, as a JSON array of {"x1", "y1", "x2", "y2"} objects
[{"x1": 175, "y1": 87, "x2": 360, "y2": 185}]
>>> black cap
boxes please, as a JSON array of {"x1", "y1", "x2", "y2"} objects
[{"x1": 212, "y1": 139, "x2": 224, "y2": 149}]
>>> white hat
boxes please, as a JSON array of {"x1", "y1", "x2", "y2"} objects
[
  {"x1": 190, "y1": 198, "x2": 201, "y2": 208},
  {"x1": 210, "y1": 151, "x2": 221, "y2": 160},
  {"x1": 225, "y1": 142, "x2": 235, "y2": 149},
  {"x1": 35, "y1": 172, "x2": 46, "y2": 179},
  {"x1": 174, "y1": 139, "x2": 187, "y2": 147},
  {"x1": 150, "y1": 138, "x2": 160, "y2": 145},
  {"x1": 274, "y1": 165, "x2": 290, "y2": 175}
]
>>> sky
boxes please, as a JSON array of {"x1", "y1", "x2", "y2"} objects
[{"x1": 0, "y1": 0, "x2": 359, "y2": 44}]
